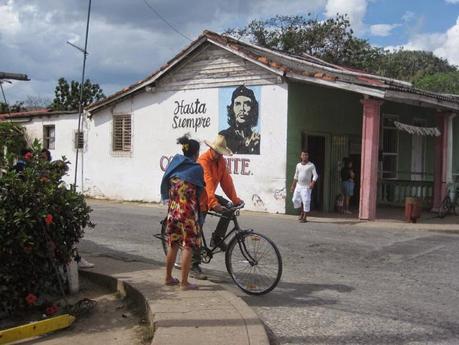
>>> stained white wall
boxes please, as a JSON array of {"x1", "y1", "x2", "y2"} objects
[
  {"x1": 85, "y1": 83, "x2": 289, "y2": 213},
  {"x1": 17, "y1": 113, "x2": 84, "y2": 187}
]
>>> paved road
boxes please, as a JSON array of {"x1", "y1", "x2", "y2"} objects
[{"x1": 80, "y1": 199, "x2": 459, "y2": 345}]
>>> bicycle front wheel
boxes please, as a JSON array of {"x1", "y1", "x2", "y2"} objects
[
  {"x1": 225, "y1": 231, "x2": 282, "y2": 295},
  {"x1": 438, "y1": 197, "x2": 451, "y2": 218}
]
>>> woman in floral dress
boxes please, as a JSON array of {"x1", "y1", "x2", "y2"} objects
[{"x1": 160, "y1": 135, "x2": 204, "y2": 290}]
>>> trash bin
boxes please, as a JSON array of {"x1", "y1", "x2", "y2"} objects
[{"x1": 405, "y1": 197, "x2": 422, "y2": 223}]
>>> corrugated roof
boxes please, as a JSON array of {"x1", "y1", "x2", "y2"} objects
[{"x1": 86, "y1": 30, "x2": 459, "y2": 114}]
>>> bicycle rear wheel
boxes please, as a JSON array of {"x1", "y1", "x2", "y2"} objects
[
  {"x1": 160, "y1": 218, "x2": 182, "y2": 269},
  {"x1": 438, "y1": 197, "x2": 451, "y2": 218},
  {"x1": 225, "y1": 231, "x2": 282, "y2": 295}
]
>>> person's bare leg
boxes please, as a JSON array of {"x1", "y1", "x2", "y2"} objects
[
  {"x1": 180, "y1": 248, "x2": 193, "y2": 287},
  {"x1": 344, "y1": 196, "x2": 352, "y2": 214},
  {"x1": 165, "y1": 244, "x2": 179, "y2": 283}
]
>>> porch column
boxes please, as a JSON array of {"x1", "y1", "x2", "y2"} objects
[
  {"x1": 432, "y1": 112, "x2": 449, "y2": 210},
  {"x1": 359, "y1": 97, "x2": 383, "y2": 220}
]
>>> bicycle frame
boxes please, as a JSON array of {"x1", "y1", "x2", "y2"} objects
[{"x1": 200, "y1": 210, "x2": 257, "y2": 265}]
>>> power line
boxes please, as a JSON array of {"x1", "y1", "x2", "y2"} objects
[{"x1": 142, "y1": 0, "x2": 192, "y2": 42}]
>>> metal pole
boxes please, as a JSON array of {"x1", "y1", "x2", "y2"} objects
[{"x1": 73, "y1": 0, "x2": 92, "y2": 189}]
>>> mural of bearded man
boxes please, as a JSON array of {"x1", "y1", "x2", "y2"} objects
[{"x1": 219, "y1": 85, "x2": 260, "y2": 155}]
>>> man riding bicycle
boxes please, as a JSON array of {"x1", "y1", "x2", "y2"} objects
[{"x1": 190, "y1": 134, "x2": 244, "y2": 280}]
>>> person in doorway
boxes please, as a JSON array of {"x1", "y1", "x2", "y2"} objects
[
  {"x1": 340, "y1": 157, "x2": 355, "y2": 214},
  {"x1": 219, "y1": 85, "x2": 260, "y2": 154},
  {"x1": 290, "y1": 151, "x2": 319, "y2": 223},
  {"x1": 160, "y1": 134, "x2": 204, "y2": 290},
  {"x1": 190, "y1": 134, "x2": 244, "y2": 280}
]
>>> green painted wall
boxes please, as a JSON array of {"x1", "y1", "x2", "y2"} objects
[
  {"x1": 454, "y1": 116, "x2": 459, "y2": 178},
  {"x1": 286, "y1": 83, "x2": 362, "y2": 214},
  {"x1": 286, "y1": 82, "x2": 439, "y2": 214}
]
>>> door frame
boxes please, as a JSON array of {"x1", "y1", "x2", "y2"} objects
[{"x1": 302, "y1": 131, "x2": 331, "y2": 212}]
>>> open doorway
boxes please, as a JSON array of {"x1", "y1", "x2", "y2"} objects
[{"x1": 303, "y1": 134, "x2": 326, "y2": 211}]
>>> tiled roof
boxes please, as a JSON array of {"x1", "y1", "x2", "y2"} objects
[
  {"x1": 86, "y1": 30, "x2": 459, "y2": 114},
  {"x1": 0, "y1": 109, "x2": 77, "y2": 121}
]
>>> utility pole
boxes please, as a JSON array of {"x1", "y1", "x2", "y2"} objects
[{"x1": 69, "y1": 0, "x2": 92, "y2": 190}]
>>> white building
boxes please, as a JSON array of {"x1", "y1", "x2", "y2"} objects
[{"x1": 1, "y1": 109, "x2": 85, "y2": 187}]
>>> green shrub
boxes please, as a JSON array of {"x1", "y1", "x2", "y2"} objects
[{"x1": 0, "y1": 142, "x2": 94, "y2": 314}]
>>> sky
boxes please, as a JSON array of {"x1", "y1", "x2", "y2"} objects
[{"x1": 1, "y1": 0, "x2": 458, "y2": 105}]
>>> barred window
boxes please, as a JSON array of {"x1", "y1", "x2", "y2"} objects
[
  {"x1": 43, "y1": 125, "x2": 55, "y2": 150},
  {"x1": 112, "y1": 115, "x2": 131, "y2": 152},
  {"x1": 381, "y1": 115, "x2": 398, "y2": 179},
  {"x1": 75, "y1": 131, "x2": 84, "y2": 149}
]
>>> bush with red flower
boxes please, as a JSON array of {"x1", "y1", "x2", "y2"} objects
[{"x1": 0, "y1": 141, "x2": 94, "y2": 314}]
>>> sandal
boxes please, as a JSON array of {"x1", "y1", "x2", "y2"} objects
[
  {"x1": 165, "y1": 277, "x2": 180, "y2": 286},
  {"x1": 181, "y1": 283, "x2": 199, "y2": 290},
  {"x1": 299, "y1": 218, "x2": 307, "y2": 223}
]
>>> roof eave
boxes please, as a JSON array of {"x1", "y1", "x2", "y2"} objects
[
  {"x1": 86, "y1": 36, "x2": 209, "y2": 115},
  {"x1": 286, "y1": 72, "x2": 386, "y2": 99},
  {"x1": 385, "y1": 90, "x2": 459, "y2": 112}
]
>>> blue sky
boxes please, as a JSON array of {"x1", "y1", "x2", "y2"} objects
[{"x1": 1, "y1": 0, "x2": 458, "y2": 105}]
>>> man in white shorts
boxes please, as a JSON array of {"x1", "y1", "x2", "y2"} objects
[{"x1": 290, "y1": 151, "x2": 319, "y2": 223}]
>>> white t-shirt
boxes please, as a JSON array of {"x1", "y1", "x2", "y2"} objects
[{"x1": 294, "y1": 162, "x2": 319, "y2": 187}]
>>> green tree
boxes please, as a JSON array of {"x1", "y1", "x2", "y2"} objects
[
  {"x1": 225, "y1": 14, "x2": 384, "y2": 72},
  {"x1": 51, "y1": 77, "x2": 105, "y2": 111},
  {"x1": 414, "y1": 71, "x2": 459, "y2": 94},
  {"x1": 0, "y1": 101, "x2": 26, "y2": 113},
  {"x1": 0, "y1": 141, "x2": 94, "y2": 313},
  {"x1": 376, "y1": 49, "x2": 457, "y2": 82},
  {"x1": 0, "y1": 122, "x2": 28, "y2": 169}
]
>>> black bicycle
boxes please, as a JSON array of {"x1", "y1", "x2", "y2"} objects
[
  {"x1": 438, "y1": 185, "x2": 459, "y2": 218},
  {"x1": 155, "y1": 202, "x2": 282, "y2": 295}
]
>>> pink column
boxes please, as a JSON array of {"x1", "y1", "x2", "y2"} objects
[
  {"x1": 432, "y1": 113, "x2": 449, "y2": 210},
  {"x1": 359, "y1": 98, "x2": 383, "y2": 220}
]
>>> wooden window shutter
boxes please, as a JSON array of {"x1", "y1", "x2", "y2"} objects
[{"x1": 113, "y1": 115, "x2": 131, "y2": 151}]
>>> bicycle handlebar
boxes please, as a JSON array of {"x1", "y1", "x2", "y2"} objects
[{"x1": 229, "y1": 202, "x2": 245, "y2": 211}]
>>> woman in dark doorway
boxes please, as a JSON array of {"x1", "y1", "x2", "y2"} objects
[{"x1": 341, "y1": 157, "x2": 355, "y2": 214}]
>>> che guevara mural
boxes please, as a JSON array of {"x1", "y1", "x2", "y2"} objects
[{"x1": 218, "y1": 85, "x2": 261, "y2": 155}]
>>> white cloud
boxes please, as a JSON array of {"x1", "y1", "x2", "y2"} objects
[
  {"x1": 445, "y1": 0, "x2": 459, "y2": 4},
  {"x1": 386, "y1": 16, "x2": 459, "y2": 66},
  {"x1": 434, "y1": 17, "x2": 459, "y2": 65},
  {"x1": 324, "y1": 0, "x2": 368, "y2": 32},
  {"x1": 370, "y1": 23, "x2": 401, "y2": 37},
  {"x1": 402, "y1": 11, "x2": 415, "y2": 22},
  {"x1": 0, "y1": 0, "x2": 20, "y2": 34},
  {"x1": 1, "y1": 0, "x2": 332, "y2": 104}
]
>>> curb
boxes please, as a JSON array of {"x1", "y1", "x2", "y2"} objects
[
  {"x1": 79, "y1": 269, "x2": 155, "y2": 340},
  {"x1": 79, "y1": 266, "x2": 270, "y2": 345}
]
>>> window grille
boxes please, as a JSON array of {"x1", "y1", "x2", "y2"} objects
[{"x1": 75, "y1": 131, "x2": 84, "y2": 149}]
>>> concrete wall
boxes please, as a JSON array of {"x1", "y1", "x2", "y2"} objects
[
  {"x1": 453, "y1": 115, "x2": 459, "y2": 179},
  {"x1": 85, "y1": 84, "x2": 289, "y2": 213},
  {"x1": 19, "y1": 113, "x2": 83, "y2": 187}
]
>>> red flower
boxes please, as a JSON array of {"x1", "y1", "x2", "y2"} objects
[
  {"x1": 45, "y1": 304, "x2": 59, "y2": 316},
  {"x1": 44, "y1": 214, "x2": 53, "y2": 225},
  {"x1": 25, "y1": 293, "x2": 38, "y2": 305},
  {"x1": 24, "y1": 152, "x2": 33, "y2": 160}
]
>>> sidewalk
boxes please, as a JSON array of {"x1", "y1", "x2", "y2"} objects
[{"x1": 79, "y1": 255, "x2": 269, "y2": 345}]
